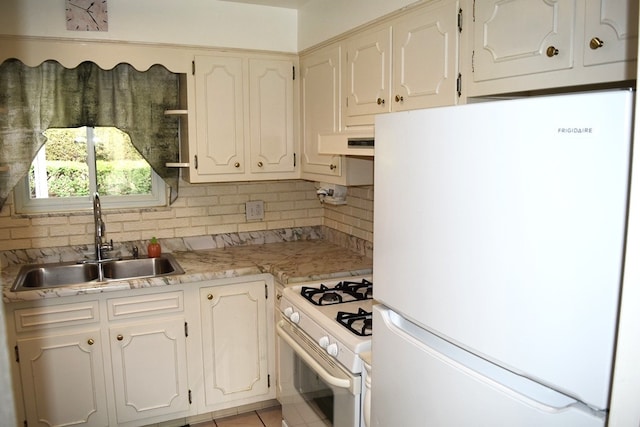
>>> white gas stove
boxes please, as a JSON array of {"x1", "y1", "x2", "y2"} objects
[
  {"x1": 277, "y1": 276, "x2": 373, "y2": 427},
  {"x1": 279, "y1": 277, "x2": 373, "y2": 373}
]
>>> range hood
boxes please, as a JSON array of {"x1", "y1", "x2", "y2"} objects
[{"x1": 318, "y1": 129, "x2": 374, "y2": 156}]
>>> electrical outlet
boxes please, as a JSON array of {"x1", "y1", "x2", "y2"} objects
[{"x1": 246, "y1": 200, "x2": 264, "y2": 221}]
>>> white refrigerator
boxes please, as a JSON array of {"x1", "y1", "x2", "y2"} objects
[{"x1": 371, "y1": 90, "x2": 634, "y2": 426}]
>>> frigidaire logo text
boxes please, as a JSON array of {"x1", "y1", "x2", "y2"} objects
[{"x1": 557, "y1": 127, "x2": 593, "y2": 134}]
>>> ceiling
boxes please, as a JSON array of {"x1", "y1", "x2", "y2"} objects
[{"x1": 218, "y1": 0, "x2": 310, "y2": 9}]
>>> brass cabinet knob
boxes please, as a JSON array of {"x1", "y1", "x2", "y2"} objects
[
  {"x1": 590, "y1": 37, "x2": 604, "y2": 50},
  {"x1": 395, "y1": 95, "x2": 404, "y2": 102},
  {"x1": 207, "y1": 294, "x2": 214, "y2": 300},
  {"x1": 257, "y1": 161, "x2": 263, "y2": 167},
  {"x1": 234, "y1": 162, "x2": 240, "y2": 168},
  {"x1": 546, "y1": 46, "x2": 559, "y2": 57},
  {"x1": 376, "y1": 97, "x2": 385, "y2": 105},
  {"x1": 116, "y1": 334, "x2": 123, "y2": 341},
  {"x1": 329, "y1": 164, "x2": 337, "y2": 170},
  {"x1": 87, "y1": 338, "x2": 95, "y2": 345}
]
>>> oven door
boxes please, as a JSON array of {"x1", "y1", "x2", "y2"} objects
[{"x1": 277, "y1": 316, "x2": 361, "y2": 427}]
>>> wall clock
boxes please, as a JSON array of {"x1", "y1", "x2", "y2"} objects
[{"x1": 66, "y1": 0, "x2": 108, "y2": 31}]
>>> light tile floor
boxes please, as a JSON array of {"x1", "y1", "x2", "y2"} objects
[{"x1": 193, "y1": 406, "x2": 281, "y2": 427}]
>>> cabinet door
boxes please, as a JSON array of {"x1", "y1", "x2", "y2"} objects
[
  {"x1": 194, "y1": 55, "x2": 245, "y2": 176},
  {"x1": 109, "y1": 318, "x2": 189, "y2": 423},
  {"x1": 583, "y1": 0, "x2": 639, "y2": 67},
  {"x1": 393, "y1": 0, "x2": 460, "y2": 111},
  {"x1": 17, "y1": 330, "x2": 109, "y2": 427},
  {"x1": 200, "y1": 280, "x2": 271, "y2": 406},
  {"x1": 248, "y1": 59, "x2": 296, "y2": 175},
  {"x1": 473, "y1": 0, "x2": 575, "y2": 82},
  {"x1": 346, "y1": 26, "x2": 392, "y2": 121},
  {"x1": 300, "y1": 44, "x2": 343, "y2": 179}
]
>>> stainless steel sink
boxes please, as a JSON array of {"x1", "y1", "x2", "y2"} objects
[
  {"x1": 102, "y1": 255, "x2": 184, "y2": 280},
  {"x1": 12, "y1": 263, "x2": 101, "y2": 290},
  {"x1": 10, "y1": 254, "x2": 185, "y2": 292}
]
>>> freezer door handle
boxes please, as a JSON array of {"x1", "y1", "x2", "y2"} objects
[{"x1": 379, "y1": 306, "x2": 592, "y2": 413}]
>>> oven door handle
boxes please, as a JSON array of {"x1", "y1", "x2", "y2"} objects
[{"x1": 277, "y1": 320, "x2": 352, "y2": 390}]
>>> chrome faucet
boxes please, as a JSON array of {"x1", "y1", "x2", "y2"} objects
[{"x1": 93, "y1": 193, "x2": 113, "y2": 279}]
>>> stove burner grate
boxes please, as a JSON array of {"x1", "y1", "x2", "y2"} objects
[
  {"x1": 301, "y1": 279, "x2": 373, "y2": 306},
  {"x1": 336, "y1": 308, "x2": 373, "y2": 336}
]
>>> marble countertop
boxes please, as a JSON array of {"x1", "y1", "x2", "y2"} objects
[{"x1": 2, "y1": 240, "x2": 373, "y2": 303}]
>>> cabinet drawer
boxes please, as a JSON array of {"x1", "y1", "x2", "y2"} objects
[
  {"x1": 107, "y1": 291, "x2": 184, "y2": 320},
  {"x1": 14, "y1": 301, "x2": 100, "y2": 332}
]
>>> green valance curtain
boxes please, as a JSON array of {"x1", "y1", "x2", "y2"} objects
[{"x1": 0, "y1": 59, "x2": 180, "y2": 210}]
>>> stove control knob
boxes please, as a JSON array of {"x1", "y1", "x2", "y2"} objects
[
  {"x1": 290, "y1": 312, "x2": 300, "y2": 324},
  {"x1": 318, "y1": 336, "x2": 330, "y2": 349},
  {"x1": 326, "y1": 343, "x2": 339, "y2": 357},
  {"x1": 283, "y1": 307, "x2": 294, "y2": 318}
]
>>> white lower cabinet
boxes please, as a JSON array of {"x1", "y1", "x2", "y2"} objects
[
  {"x1": 12, "y1": 301, "x2": 109, "y2": 427},
  {"x1": 106, "y1": 291, "x2": 189, "y2": 425},
  {"x1": 199, "y1": 279, "x2": 274, "y2": 409},
  {"x1": 7, "y1": 276, "x2": 276, "y2": 427},
  {"x1": 17, "y1": 329, "x2": 110, "y2": 427},
  {"x1": 109, "y1": 318, "x2": 189, "y2": 424}
]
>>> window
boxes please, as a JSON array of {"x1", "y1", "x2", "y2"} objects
[{"x1": 14, "y1": 126, "x2": 166, "y2": 213}]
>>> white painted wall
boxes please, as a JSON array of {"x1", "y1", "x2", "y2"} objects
[
  {"x1": 297, "y1": 0, "x2": 420, "y2": 50},
  {"x1": 0, "y1": 0, "x2": 426, "y2": 53},
  {"x1": 0, "y1": 0, "x2": 298, "y2": 52}
]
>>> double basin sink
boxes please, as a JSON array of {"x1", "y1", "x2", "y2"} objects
[{"x1": 10, "y1": 254, "x2": 185, "y2": 292}]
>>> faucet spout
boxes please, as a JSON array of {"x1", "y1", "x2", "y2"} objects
[
  {"x1": 93, "y1": 193, "x2": 104, "y2": 261},
  {"x1": 93, "y1": 193, "x2": 114, "y2": 280}
]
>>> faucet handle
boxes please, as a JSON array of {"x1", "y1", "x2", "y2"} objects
[
  {"x1": 98, "y1": 239, "x2": 114, "y2": 260},
  {"x1": 132, "y1": 245, "x2": 139, "y2": 259},
  {"x1": 100, "y1": 239, "x2": 113, "y2": 251}
]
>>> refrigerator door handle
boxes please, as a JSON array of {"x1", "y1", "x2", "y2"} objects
[{"x1": 379, "y1": 306, "x2": 600, "y2": 415}]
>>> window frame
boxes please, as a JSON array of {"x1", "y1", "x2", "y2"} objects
[{"x1": 14, "y1": 127, "x2": 168, "y2": 214}]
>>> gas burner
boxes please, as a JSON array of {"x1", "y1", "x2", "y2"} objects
[
  {"x1": 335, "y1": 279, "x2": 373, "y2": 300},
  {"x1": 301, "y1": 279, "x2": 373, "y2": 306},
  {"x1": 321, "y1": 292, "x2": 342, "y2": 304},
  {"x1": 337, "y1": 308, "x2": 373, "y2": 337}
]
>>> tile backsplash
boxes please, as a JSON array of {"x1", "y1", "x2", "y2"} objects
[{"x1": 0, "y1": 179, "x2": 373, "y2": 260}]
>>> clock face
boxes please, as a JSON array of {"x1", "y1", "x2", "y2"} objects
[{"x1": 66, "y1": 0, "x2": 108, "y2": 31}]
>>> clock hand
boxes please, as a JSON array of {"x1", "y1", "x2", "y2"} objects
[
  {"x1": 68, "y1": 2, "x2": 95, "y2": 12},
  {"x1": 87, "y1": 10, "x2": 99, "y2": 26}
]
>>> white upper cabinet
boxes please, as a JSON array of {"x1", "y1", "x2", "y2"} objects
[
  {"x1": 193, "y1": 55, "x2": 246, "y2": 178},
  {"x1": 186, "y1": 54, "x2": 298, "y2": 183},
  {"x1": 583, "y1": 0, "x2": 639, "y2": 67},
  {"x1": 248, "y1": 59, "x2": 296, "y2": 175},
  {"x1": 346, "y1": 26, "x2": 393, "y2": 122},
  {"x1": 300, "y1": 43, "x2": 374, "y2": 185},
  {"x1": 392, "y1": 0, "x2": 460, "y2": 111},
  {"x1": 472, "y1": 0, "x2": 575, "y2": 81},
  {"x1": 468, "y1": 0, "x2": 638, "y2": 96},
  {"x1": 345, "y1": 0, "x2": 461, "y2": 126},
  {"x1": 300, "y1": 43, "x2": 343, "y2": 179}
]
